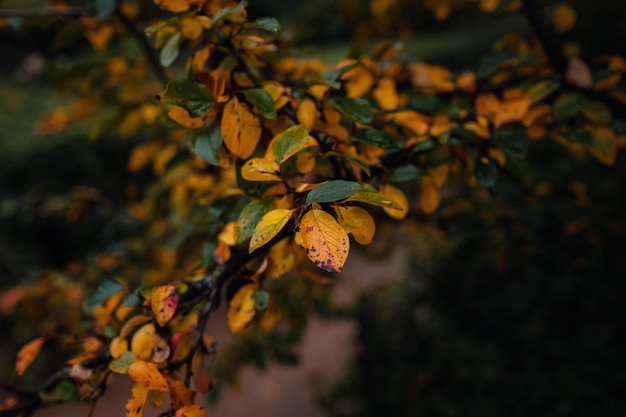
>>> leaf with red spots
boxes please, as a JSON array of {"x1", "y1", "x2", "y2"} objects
[
  {"x1": 299, "y1": 209, "x2": 350, "y2": 274},
  {"x1": 151, "y1": 284, "x2": 179, "y2": 327},
  {"x1": 15, "y1": 337, "x2": 45, "y2": 376},
  {"x1": 127, "y1": 360, "x2": 169, "y2": 392},
  {"x1": 125, "y1": 382, "x2": 149, "y2": 417}
]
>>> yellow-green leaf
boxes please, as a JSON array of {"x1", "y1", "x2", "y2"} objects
[
  {"x1": 299, "y1": 209, "x2": 350, "y2": 274},
  {"x1": 236, "y1": 199, "x2": 272, "y2": 244},
  {"x1": 380, "y1": 184, "x2": 409, "y2": 219},
  {"x1": 125, "y1": 383, "x2": 149, "y2": 417},
  {"x1": 241, "y1": 158, "x2": 281, "y2": 182},
  {"x1": 271, "y1": 124, "x2": 309, "y2": 163},
  {"x1": 221, "y1": 96, "x2": 261, "y2": 159},
  {"x1": 127, "y1": 360, "x2": 169, "y2": 392},
  {"x1": 249, "y1": 208, "x2": 294, "y2": 253},
  {"x1": 151, "y1": 284, "x2": 179, "y2": 327},
  {"x1": 334, "y1": 206, "x2": 376, "y2": 245},
  {"x1": 227, "y1": 284, "x2": 257, "y2": 333}
]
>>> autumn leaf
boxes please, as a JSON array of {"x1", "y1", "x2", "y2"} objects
[
  {"x1": 221, "y1": 96, "x2": 262, "y2": 159},
  {"x1": 236, "y1": 199, "x2": 271, "y2": 244},
  {"x1": 130, "y1": 323, "x2": 157, "y2": 360},
  {"x1": 169, "y1": 380, "x2": 196, "y2": 409},
  {"x1": 269, "y1": 124, "x2": 310, "y2": 163},
  {"x1": 249, "y1": 208, "x2": 294, "y2": 253},
  {"x1": 174, "y1": 404, "x2": 207, "y2": 417},
  {"x1": 266, "y1": 237, "x2": 296, "y2": 279},
  {"x1": 299, "y1": 209, "x2": 350, "y2": 274},
  {"x1": 419, "y1": 176, "x2": 441, "y2": 214},
  {"x1": 127, "y1": 360, "x2": 169, "y2": 391},
  {"x1": 15, "y1": 337, "x2": 45, "y2": 376},
  {"x1": 553, "y1": 2, "x2": 576, "y2": 34},
  {"x1": 297, "y1": 99, "x2": 317, "y2": 131},
  {"x1": 373, "y1": 77, "x2": 398, "y2": 110},
  {"x1": 110, "y1": 337, "x2": 129, "y2": 359},
  {"x1": 154, "y1": 0, "x2": 190, "y2": 13},
  {"x1": 125, "y1": 383, "x2": 149, "y2": 417},
  {"x1": 241, "y1": 158, "x2": 282, "y2": 182},
  {"x1": 380, "y1": 184, "x2": 409, "y2": 219},
  {"x1": 334, "y1": 206, "x2": 376, "y2": 245},
  {"x1": 227, "y1": 284, "x2": 257, "y2": 333},
  {"x1": 109, "y1": 351, "x2": 138, "y2": 374},
  {"x1": 151, "y1": 285, "x2": 179, "y2": 327}
]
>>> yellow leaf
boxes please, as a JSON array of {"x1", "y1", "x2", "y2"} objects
[
  {"x1": 128, "y1": 143, "x2": 160, "y2": 173},
  {"x1": 340, "y1": 64, "x2": 375, "y2": 98},
  {"x1": 181, "y1": 16, "x2": 204, "y2": 41},
  {"x1": 174, "y1": 404, "x2": 207, "y2": 417},
  {"x1": 227, "y1": 284, "x2": 257, "y2": 333},
  {"x1": 241, "y1": 158, "x2": 282, "y2": 182},
  {"x1": 151, "y1": 285, "x2": 179, "y2": 327},
  {"x1": 334, "y1": 206, "x2": 375, "y2": 245},
  {"x1": 428, "y1": 164, "x2": 449, "y2": 187},
  {"x1": 494, "y1": 96, "x2": 531, "y2": 129},
  {"x1": 149, "y1": 390, "x2": 166, "y2": 410},
  {"x1": 249, "y1": 209, "x2": 294, "y2": 253},
  {"x1": 299, "y1": 209, "x2": 350, "y2": 273},
  {"x1": 553, "y1": 2, "x2": 576, "y2": 34},
  {"x1": 169, "y1": 380, "x2": 196, "y2": 409},
  {"x1": 456, "y1": 71, "x2": 476, "y2": 93},
  {"x1": 266, "y1": 238, "x2": 296, "y2": 279},
  {"x1": 488, "y1": 148, "x2": 507, "y2": 167},
  {"x1": 154, "y1": 0, "x2": 190, "y2": 13},
  {"x1": 153, "y1": 144, "x2": 178, "y2": 175},
  {"x1": 168, "y1": 106, "x2": 207, "y2": 129},
  {"x1": 127, "y1": 360, "x2": 169, "y2": 392},
  {"x1": 373, "y1": 77, "x2": 398, "y2": 110},
  {"x1": 419, "y1": 176, "x2": 440, "y2": 214},
  {"x1": 475, "y1": 93, "x2": 501, "y2": 119},
  {"x1": 125, "y1": 383, "x2": 149, "y2": 417},
  {"x1": 15, "y1": 338, "x2": 45, "y2": 376},
  {"x1": 380, "y1": 184, "x2": 409, "y2": 220},
  {"x1": 130, "y1": 323, "x2": 157, "y2": 360},
  {"x1": 110, "y1": 337, "x2": 129, "y2": 359},
  {"x1": 221, "y1": 96, "x2": 261, "y2": 159},
  {"x1": 297, "y1": 99, "x2": 317, "y2": 132}
]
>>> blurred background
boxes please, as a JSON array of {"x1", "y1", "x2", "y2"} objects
[{"x1": 1, "y1": 0, "x2": 626, "y2": 416}]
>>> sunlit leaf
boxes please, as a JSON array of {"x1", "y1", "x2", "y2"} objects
[
  {"x1": 305, "y1": 180, "x2": 364, "y2": 205},
  {"x1": 151, "y1": 285, "x2": 179, "y2": 327},
  {"x1": 241, "y1": 158, "x2": 281, "y2": 182},
  {"x1": 243, "y1": 88, "x2": 276, "y2": 120},
  {"x1": 249, "y1": 209, "x2": 294, "y2": 252},
  {"x1": 227, "y1": 284, "x2": 257, "y2": 333},
  {"x1": 236, "y1": 199, "x2": 272, "y2": 244},
  {"x1": 221, "y1": 96, "x2": 261, "y2": 159},
  {"x1": 15, "y1": 338, "x2": 45, "y2": 377},
  {"x1": 125, "y1": 383, "x2": 149, "y2": 417},
  {"x1": 299, "y1": 209, "x2": 349, "y2": 274},
  {"x1": 127, "y1": 360, "x2": 169, "y2": 391},
  {"x1": 334, "y1": 206, "x2": 375, "y2": 245},
  {"x1": 158, "y1": 79, "x2": 216, "y2": 118},
  {"x1": 328, "y1": 97, "x2": 374, "y2": 125},
  {"x1": 380, "y1": 184, "x2": 409, "y2": 219},
  {"x1": 271, "y1": 124, "x2": 309, "y2": 163}
]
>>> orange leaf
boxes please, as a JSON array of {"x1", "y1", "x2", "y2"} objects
[
  {"x1": 169, "y1": 380, "x2": 196, "y2": 409},
  {"x1": 297, "y1": 99, "x2": 317, "y2": 132},
  {"x1": 334, "y1": 206, "x2": 376, "y2": 245},
  {"x1": 249, "y1": 209, "x2": 294, "y2": 253},
  {"x1": 175, "y1": 405, "x2": 207, "y2": 417},
  {"x1": 151, "y1": 285, "x2": 179, "y2": 327},
  {"x1": 419, "y1": 176, "x2": 441, "y2": 214},
  {"x1": 168, "y1": 106, "x2": 207, "y2": 129},
  {"x1": 373, "y1": 77, "x2": 399, "y2": 110},
  {"x1": 154, "y1": 0, "x2": 190, "y2": 13},
  {"x1": 241, "y1": 158, "x2": 282, "y2": 182},
  {"x1": 553, "y1": 2, "x2": 576, "y2": 34},
  {"x1": 125, "y1": 383, "x2": 149, "y2": 417},
  {"x1": 127, "y1": 360, "x2": 169, "y2": 391},
  {"x1": 380, "y1": 184, "x2": 409, "y2": 220},
  {"x1": 480, "y1": 0, "x2": 499, "y2": 12},
  {"x1": 227, "y1": 284, "x2": 257, "y2": 333},
  {"x1": 494, "y1": 96, "x2": 531, "y2": 129},
  {"x1": 15, "y1": 337, "x2": 45, "y2": 376},
  {"x1": 221, "y1": 96, "x2": 261, "y2": 159},
  {"x1": 299, "y1": 209, "x2": 349, "y2": 274}
]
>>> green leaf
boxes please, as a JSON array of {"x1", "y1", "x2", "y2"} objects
[
  {"x1": 324, "y1": 151, "x2": 371, "y2": 176},
  {"x1": 344, "y1": 190, "x2": 401, "y2": 209},
  {"x1": 582, "y1": 101, "x2": 612, "y2": 124},
  {"x1": 94, "y1": 0, "x2": 115, "y2": 20},
  {"x1": 272, "y1": 124, "x2": 309, "y2": 163},
  {"x1": 492, "y1": 130, "x2": 528, "y2": 159},
  {"x1": 38, "y1": 380, "x2": 80, "y2": 404},
  {"x1": 109, "y1": 351, "x2": 138, "y2": 373},
  {"x1": 158, "y1": 78, "x2": 216, "y2": 118},
  {"x1": 525, "y1": 79, "x2": 559, "y2": 104},
  {"x1": 84, "y1": 278, "x2": 126, "y2": 315},
  {"x1": 254, "y1": 290, "x2": 270, "y2": 311},
  {"x1": 194, "y1": 124, "x2": 223, "y2": 165},
  {"x1": 212, "y1": 1, "x2": 248, "y2": 24},
  {"x1": 475, "y1": 158, "x2": 499, "y2": 188},
  {"x1": 305, "y1": 180, "x2": 364, "y2": 205},
  {"x1": 202, "y1": 241, "x2": 217, "y2": 269},
  {"x1": 412, "y1": 138, "x2": 437, "y2": 153},
  {"x1": 554, "y1": 92, "x2": 588, "y2": 120},
  {"x1": 389, "y1": 165, "x2": 425, "y2": 182},
  {"x1": 247, "y1": 17, "x2": 281, "y2": 36},
  {"x1": 409, "y1": 93, "x2": 445, "y2": 113},
  {"x1": 236, "y1": 199, "x2": 271, "y2": 244},
  {"x1": 353, "y1": 129, "x2": 398, "y2": 150},
  {"x1": 477, "y1": 50, "x2": 516, "y2": 78},
  {"x1": 160, "y1": 32, "x2": 181, "y2": 68},
  {"x1": 563, "y1": 127, "x2": 593, "y2": 145},
  {"x1": 328, "y1": 97, "x2": 374, "y2": 125},
  {"x1": 243, "y1": 89, "x2": 277, "y2": 120},
  {"x1": 122, "y1": 284, "x2": 145, "y2": 307}
]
